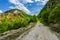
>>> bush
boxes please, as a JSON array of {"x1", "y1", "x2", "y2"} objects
[
  {"x1": 0, "y1": 16, "x2": 31, "y2": 33},
  {"x1": 48, "y1": 4, "x2": 60, "y2": 24},
  {"x1": 39, "y1": 10, "x2": 49, "y2": 25},
  {"x1": 0, "y1": 22, "x2": 8, "y2": 33},
  {"x1": 30, "y1": 16, "x2": 38, "y2": 22}
]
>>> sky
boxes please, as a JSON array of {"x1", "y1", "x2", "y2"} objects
[{"x1": 0, "y1": 0, "x2": 48, "y2": 15}]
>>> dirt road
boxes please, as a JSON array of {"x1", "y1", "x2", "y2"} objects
[{"x1": 16, "y1": 22, "x2": 59, "y2": 40}]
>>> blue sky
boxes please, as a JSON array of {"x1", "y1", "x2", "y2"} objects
[{"x1": 0, "y1": 0, "x2": 48, "y2": 15}]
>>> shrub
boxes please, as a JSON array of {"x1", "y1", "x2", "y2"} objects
[
  {"x1": 48, "y1": 4, "x2": 60, "y2": 24},
  {"x1": 39, "y1": 10, "x2": 49, "y2": 25},
  {"x1": 0, "y1": 22, "x2": 8, "y2": 33},
  {"x1": 30, "y1": 16, "x2": 38, "y2": 22}
]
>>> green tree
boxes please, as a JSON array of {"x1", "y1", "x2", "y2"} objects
[{"x1": 48, "y1": 4, "x2": 60, "y2": 23}]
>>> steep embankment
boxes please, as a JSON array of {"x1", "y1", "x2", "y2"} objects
[
  {"x1": 38, "y1": 0, "x2": 60, "y2": 17},
  {"x1": 16, "y1": 22, "x2": 59, "y2": 40},
  {"x1": 38, "y1": 0, "x2": 60, "y2": 32},
  {"x1": 38, "y1": 0, "x2": 60, "y2": 24}
]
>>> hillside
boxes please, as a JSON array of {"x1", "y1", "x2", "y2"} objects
[
  {"x1": 38, "y1": 0, "x2": 60, "y2": 17},
  {"x1": 38, "y1": 0, "x2": 60, "y2": 32},
  {"x1": 0, "y1": 9, "x2": 32, "y2": 33},
  {"x1": 4, "y1": 9, "x2": 31, "y2": 18},
  {"x1": 38, "y1": 0, "x2": 60, "y2": 24}
]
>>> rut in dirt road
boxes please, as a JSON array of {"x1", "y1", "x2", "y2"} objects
[{"x1": 16, "y1": 22, "x2": 59, "y2": 40}]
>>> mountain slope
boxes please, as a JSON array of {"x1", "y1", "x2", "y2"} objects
[
  {"x1": 38, "y1": 0, "x2": 60, "y2": 24},
  {"x1": 38, "y1": 0, "x2": 60, "y2": 32},
  {"x1": 38, "y1": 0, "x2": 60, "y2": 17},
  {"x1": 4, "y1": 9, "x2": 31, "y2": 18},
  {"x1": 0, "y1": 9, "x2": 31, "y2": 33},
  {"x1": 48, "y1": 3, "x2": 60, "y2": 23}
]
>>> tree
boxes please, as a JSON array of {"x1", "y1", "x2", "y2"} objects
[{"x1": 48, "y1": 3, "x2": 60, "y2": 23}]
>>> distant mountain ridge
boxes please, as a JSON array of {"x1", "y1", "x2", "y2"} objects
[
  {"x1": 0, "y1": 9, "x2": 31, "y2": 19},
  {"x1": 4, "y1": 9, "x2": 31, "y2": 17}
]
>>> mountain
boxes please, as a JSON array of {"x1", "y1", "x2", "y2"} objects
[
  {"x1": 0, "y1": 9, "x2": 32, "y2": 33},
  {"x1": 38, "y1": 0, "x2": 60, "y2": 32},
  {"x1": 4, "y1": 9, "x2": 31, "y2": 18},
  {"x1": 38, "y1": 0, "x2": 60, "y2": 17},
  {"x1": 38, "y1": 0, "x2": 60, "y2": 24}
]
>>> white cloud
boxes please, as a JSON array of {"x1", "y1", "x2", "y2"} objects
[
  {"x1": 9, "y1": 0, "x2": 19, "y2": 5},
  {"x1": 9, "y1": 0, "x2": 48, "y2": 15},
  {"x1": 35, "y1": 0, "x2": 48, "y2": 5},
  {"x1": 22, "y1": 0, "x2": 33, "y2": 3},
  {"x1": 0, "y1": 10, "x2": 3, "y2": 13},
  {"x1": 35, "y1": 0, "x2": 40, "y2": 1},
  {"x1": 9, "y1": 0, "x2": 31, "y2": 14}
]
